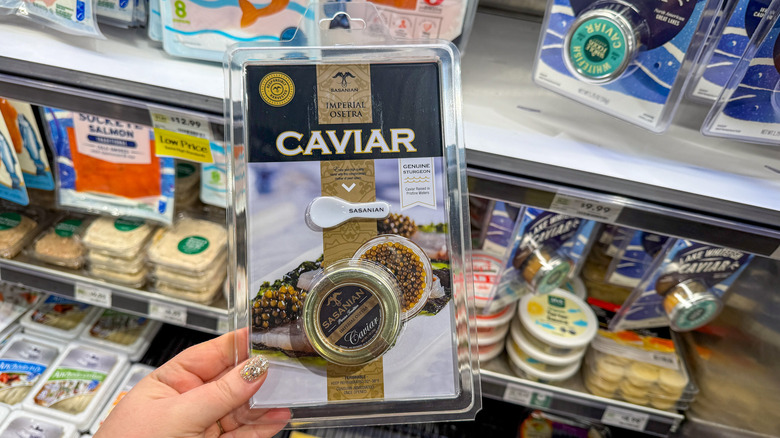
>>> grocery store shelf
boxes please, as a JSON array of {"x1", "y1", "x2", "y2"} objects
[
  {"x1": 0, "y1": 256, "x2": 228, "y2": 334},
  {"x1": 674, "y1": 415, "x2": 777, "y2": 438},
  {"x1": 481, "y1": 355, "x2": 684, "y2": 437}
]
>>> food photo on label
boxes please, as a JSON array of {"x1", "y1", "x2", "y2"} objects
[{"x1": 0, "y1": 334, "x2": 60, "y2": 406}]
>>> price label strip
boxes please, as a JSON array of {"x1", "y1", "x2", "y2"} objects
[
  {"x1": 503, "y1": 383, "x2": 553, "y2": 409},
  {"x1": 149, "y1": 301, "x2": 188, "y2": 326},
  {"x1": 74, "y1": 282, "x2": 112, "y2": 307},
  {"x1": 550, "y1": 193, "x2": 623, "y2": 223},
  {"x1": 149, "y1": 107, "x2": 214, "y2": 163},
  {"x1": 601, "y1": 406, "x2": 650, "y2": 432}
]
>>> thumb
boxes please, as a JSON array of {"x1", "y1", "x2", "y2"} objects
[{"x1": 173, "y1": 355, "x2": 270, "y2": 429}]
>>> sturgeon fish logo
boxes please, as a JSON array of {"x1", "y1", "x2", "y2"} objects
[
  {"x1": 327, "y1": 292, "x2": 343, "y2": 307},
  {"x1": 237, "y1": 0, "x2": 290, "y2": 28},
  {"x1": 333, "y1": 71, "x2": 356, "y2": 87}
]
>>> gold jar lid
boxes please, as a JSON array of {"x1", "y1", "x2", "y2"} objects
[
  {"x1": 303, "y1": 260, "x2": 402, "y2": 366},
  {"x1": 663, "y1": 279, "x2": 722, "y2": 332},
  {"x1": 518, "y1": 246, "x2": 573, "y2": 295}
]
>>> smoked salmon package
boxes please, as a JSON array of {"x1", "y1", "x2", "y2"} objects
[
  {"x1": 226, "y1": 2, "x2": 479, "y2": 428},
  {"x1": 0, "y1": 100, "x2": 30, "y2": 206},
  {"x1": 43, "y1": 108, "x2": 176, "y2": 224}
]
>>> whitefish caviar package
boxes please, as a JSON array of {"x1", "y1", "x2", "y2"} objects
[
  {"x1": 534, "y1": 0, "x2": 721, "y2": 131},
  {"x1": 610, "y1": 239, "x2": 753, "y2": 332},
  {"x1": 605, "y1": 228, "x2": 672, "y2": 288},
  {"x1": 690, "y1": 0, "x2": 772, "y2": 100},
  {"x1": 486, "y1": 207, "x2": 597, "y2": 312},
  {"x1": 702, "y1": 3, "x2": 780, "y2": 144},
  {"x1": 227, "y1": 3, "x2": 478, "y2": 426}
]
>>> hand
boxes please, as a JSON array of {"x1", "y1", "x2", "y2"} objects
[{"x1": 96, "y1": 329, "x2": 289, "y2": 438}]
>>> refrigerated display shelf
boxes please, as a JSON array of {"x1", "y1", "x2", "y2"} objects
[
  {"x1": 481, "y1": 354, "x2": 684, "y2": 437},
  {"x1": 0, "y1": 256, "x2": 229, "y2": 334}
]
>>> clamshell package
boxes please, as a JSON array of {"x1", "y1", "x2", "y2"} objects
[{"x1": 226, "y1": 2, "x2": 479, "y2": 427}]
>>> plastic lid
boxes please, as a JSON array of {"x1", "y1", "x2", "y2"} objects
[
  {"x1": 476, "y1": 304, "x2": 515, "y2": 328},
  {"x1": 665, "y1": 281, "x2": 723, "y2": 332},
  {"x1": 518, "y1": 289, "x2": 597, "y2": 349},
  {"x1": 562, "y1": 276, "x2": 587, "y2": 300},
  {"x1": 509, "y1": 317, "x2": 585, "y2": 366},
  {"x1": 477, "y1": 322, "x2": 510, "y2": 346},
  {"x1": 506, "y1": 337, "x2": 581, "y2": 382},
  {"x1": 478, "y1": 340, "x2": 504, "y2": 362}
]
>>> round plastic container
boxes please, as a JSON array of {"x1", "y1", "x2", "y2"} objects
[
  {"x1": 506, "y1": 337, "x2": 581, "y2": 384},
  {"x1": 663, "y1": 279, "x2": 723, "y2": 332},
  {"x1": 518, "y1": 289, "x2": 597, "y2": 353},
  {"x1": 506, "y1": 336, "x2": 582, "y2": 374},
  {"x1": 562, "y1": 276, "x2": 587, "y2": 300},
  {"x1": 354, "y1": 235, "x2": 432, "y2": 321},
  {"x1": 477, "y1": 322, "x2": 509, "y2": 346},
  {"x1": 514, "y1": 245, "x2": 573, "y2": 295},
  {"x1": 471, "y1": 251, "x2": 502, "y2": 308},
  {"x1": 476, "y1": 304, "x2": 515, "y2": 328},
  {"x1": 478, "y1": 340, "x2": 503, "y2": 362},
  {"x1": 509, "y1": 317, "x2": 585, "y2": 366}
]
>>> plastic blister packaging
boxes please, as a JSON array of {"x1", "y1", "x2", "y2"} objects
[
  {"x1": 16, "y1": 0, "x2": 104, "y2": 38},
  {"x1": 690, "y1": 0, "x2": 771, "y2": 100},
  {"x1": 533, "y1": 0, "x2": 722, "y2": 131},
  {"x1": 29, "y1": 213, "x2": 91, "y2": 270},
  {"x1": 44, "y1": 108, "x2": 175, "y2": 224},
  {"x1": 82, "y1": 216, "x2": 156, "y2": 258},
  {"x1": 227, "y1": 2, "x2": 479, "y2": 426},
  {"x1": 0, "y1": 283, "x2": 42, "y2": 340},
  {"x1": 174, "y1": 161, "x2": 200, "y2": 211},
  {"x1": 702, "y1": 1, "x2": 780, "y2": 144},
  {"x1": 21, "y1": 342, "x2": 128, "y2": 430},
  {"x1": 604, "y1": 228, "x2": 672, "y2": 289},
  {"x1": 0, "y1": 203, "x2": 46, "y2": 259},
  {"x1": 147, "y1": 0, "x2": 162, "y2": 41},
  {"x1": 200, "y1": 141, "x2": 227, "y2": 208},
  {"x1": 0, "y1": 333, "x2": 61, "y2": 406},
  {"x1": 0, "y1": 410, "x2": 79, "y2": 438},
  {"x1": 487, "y1": 207, "x2": 597, "y2": 312},
  {"x1": 609, "y1": 239, "x2": 753, "y2": 332},
  {"x1": 79, "y1": 309, "x2": 160, "y2": 361},
  {"x1": 89, "y1": 363, "x2": 154, "y2": 434},
  {"x1": 147, "y1": 216, "x2": 227, "y2": 274},
  {"x1": 97, "y1": 0, "x2": 136, "y2": 27},
  {"x1": 20, "y1": 295, "x2": 98, "y2": 340}
]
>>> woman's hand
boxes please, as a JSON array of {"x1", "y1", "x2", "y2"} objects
[{"x1": 95, "y1": 329, "x2": 289, "y2": 438}]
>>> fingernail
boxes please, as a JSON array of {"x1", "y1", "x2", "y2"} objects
[{"x1": 240, "y1": 355, "x2": 269, "y2": 382}]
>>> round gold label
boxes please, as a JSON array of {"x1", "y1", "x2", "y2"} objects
[{"x1": 259, "y1": 72, "x2": 295, "y2": 107}]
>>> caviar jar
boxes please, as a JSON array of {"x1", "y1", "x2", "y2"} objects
[
  {"x1": 302, "y1": 260, "x2": 402, "y2": 366},
  {"x1": 353, "y1": 235, "x2": 433, "y2": 321},
  {"x1": 563, "y1": 3, "x2": 646, "y2": 84},
  {"x1": 662, "y1": 279, "x2": 723, "y2": 332},
  {"x1": 513, "y1": 245, "x2": 573, "y2": 295}
]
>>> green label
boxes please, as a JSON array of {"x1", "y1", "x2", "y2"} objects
[
  {"x1": 0, "y1": 212, "x2": 21, "y2": 231},
  {"x1": 55, "y1": 219, "x2": 83, "y2": 238},
  {"x1": 675, "y1": 301, "x2": 719, "y2": 330},
  {"x1": 568, "y1": 17, "x2": 628, "y2": 79},
  {"x1": 176, "y1": 162, "x2": 197, "y2": 178},
  {"x1": 178, "y1": 236, "x2": 209, "y2": 255},
  {"x1": 114, "y1": 217, "x2": 144, "y2": 232},
  {"x1": 548, "y1": 295, "x2": 566, "y2": 308},
  {"x1": 538, "y1": 262, "x2": 571, "y2": 295},
  {"x1": 49, "y1": 368, "x2": 106, "y2": 382}
]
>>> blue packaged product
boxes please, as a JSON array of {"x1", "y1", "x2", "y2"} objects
[
  {"x1": 45, "y1": 108, "x2": 175, "y2": 224},
  {"x1": 610, "y1": 240, "x2": 753, "y2": 332},
  {"x1": 0, "y1": 334, "x2": 60, "y2": 406},
  {"x1": 97, "y1": 0, "x2": 135, "y2": 27},
  {"x1": 0, "y1": 108, "x2": 29, "y2": 206},
  {"x1": 148, "y1": 0, "x2": 161, "y2": 41},
  {"x1": 7, "y1": 101, "x2": 54, "y2": 191},
  {"x1": 200, "y1": 141, "x2": 227, "y2": 208},
  {"x1": 486, "y1": 207, "x2": 597, "y2": 311},
  {"x1": 160, "y1": 0, "x2": 311, "y2": 62},
  {"x1": 606, "y1": 229, "x2": 672, "y2": 288},
  {"x1": 692, "y1": 0, "x2": 772, "y2": 100},
  {"x1": 534, "y1": 0, "x2": 720, "y2": 132},
  {"x1": 481, "y1": 201, "x2": 520, "y2": 257},
  {"x1": 702, "y1": 3, "x2": 780, "y2": 144},
  {"x1": 16, "y1": 0, "x2": 103, "y2": 38}
]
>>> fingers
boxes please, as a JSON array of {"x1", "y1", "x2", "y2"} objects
[
  {"x1": 171, "y1": 355, "x2": 270, "y2": 429},
  {"x1": 222, "y1": 409, "x2": 291, "y2": 438},
  {"x1": 156, "y1": 328, "x2": 250, "y2": 389}
]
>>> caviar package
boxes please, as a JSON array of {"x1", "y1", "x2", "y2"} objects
[
  {"x1": 702, "y1": 2, "x2": 780, "y2": 144},
  {"x1": 487, "y1": 207, "x2": 597, "y2": 312},
  {"x1": 29, "y1": 213, "x2": 91, "y2": 269},
  {"x1": 480, "y1": 201, "x2": 521, "y2": 257},
  {"x1": 0, "y1": 101, "x2": 29, "y2": 206},
  {"x1": 533, "y1": 0, "x2": 721, "y2": 131},
  {"x1": 610, "y1": 239, "x2": 753, "y2": 331},
  {"x1": 0, "y1": 333, "x2": 61, "y2": 406},
  {"x1": 227, "y1": 4, "x2": 478, "y2": 425},
  {"x1": 20, "y1": 295, "x2": 98, "y2": 340},
  {"x1": 44, "y1": 108, "x2": 176, "y2": 224},
  {"x1": 604, "y1": 228, "x2": 672, "y2": 288},
  {"x1": 3, "y1": 101, "x2": 55, "y2": 191},
  {"x1": 22, "y1": 343, "x2": 128, "y2": 430},
  {"x1": 690, "y1": 0, "x2": 772, "y2": 100}
]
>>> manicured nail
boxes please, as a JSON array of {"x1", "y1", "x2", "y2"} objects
[{"x1": 240, "y1": 355, "x2": 269, "y2": 382}]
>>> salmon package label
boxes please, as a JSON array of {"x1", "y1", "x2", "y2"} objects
[
  {"x1": 242, "y1": 62, "x2": 459, "y2": 408},
  {"x1": 45, "y1": 108, "x2": 175, "y2": 224}
]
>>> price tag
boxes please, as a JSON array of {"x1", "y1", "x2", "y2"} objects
[
  {"x1": 149, "y1": 301, "x2": 188, "y2": 326},
  {"x1": 74, "y1": 282, "x2": 112, "y2": 307},
  {"x1": 503, "y1": 383, "x2": 553, "y2": 408},
  {"x1": 149, "y1": 108, "x2": 213, "y2": 163},
  {"x1": 601, "y1": 406, "x2": 650, "y2": 431},
  {"x1": 550, "y1": 193, "x2": 623, "y2": 223}
]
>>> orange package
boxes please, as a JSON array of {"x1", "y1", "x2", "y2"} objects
[{"x1": 0, "y1": 99, "x2": 22, "y2": 154}]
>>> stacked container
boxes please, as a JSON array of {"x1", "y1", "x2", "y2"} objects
[
  {"x1": 0, "y1": 204, "x2": 46, "y2": 259},
  {"x1": 29, "y1": 213, "x2": 91, "y2": 270},
  {"x1": 477, "y1": 304, "x2": 515, "y2": 362},
  {"x1": 82, "y1": 216, "x2": 157, "y2": 288},
  {"x1": 148, "y1": 216, "x2": 227, "y2": 304},
  {"x1": 506, "y1": 289, "x2": 597, "y2": 384}
]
